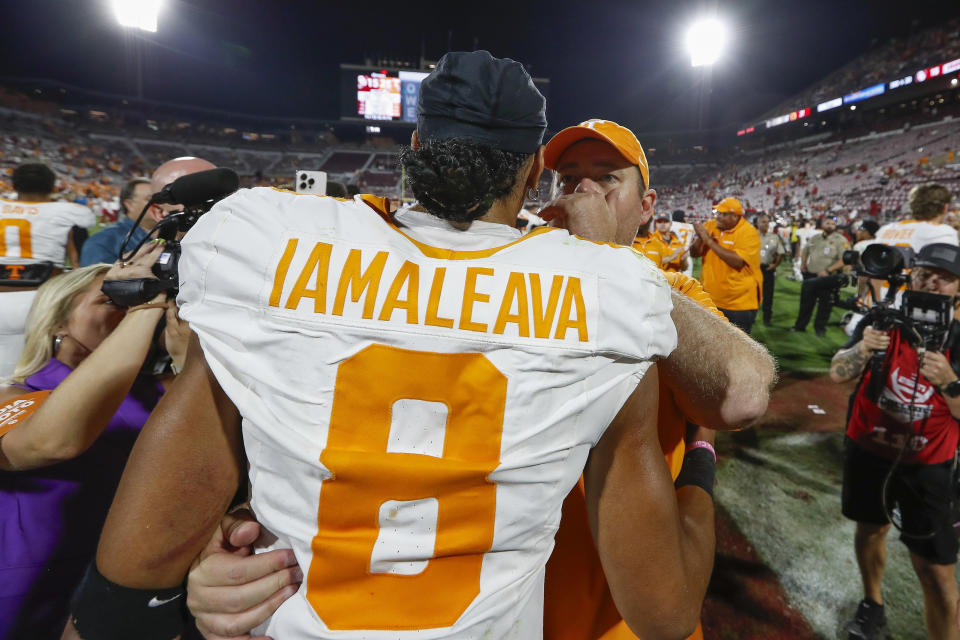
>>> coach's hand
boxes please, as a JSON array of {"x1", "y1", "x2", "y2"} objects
[
  {"x1": 538, "y1": 187, "x2": 617, "y2": 244},
  {"x1": 187, "y1": 509, "x2": 301, "y2": 640}
]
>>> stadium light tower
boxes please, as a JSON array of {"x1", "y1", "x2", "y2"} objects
[
  {"x1": 686, "y1": 17, "x2": 727, "y2": 68},
  {"x1": 112, "y1": 0, "x2": 161, "y2": 33}
]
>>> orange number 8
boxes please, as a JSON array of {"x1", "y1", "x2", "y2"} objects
[
  {"x1": 308, "y1": 344, "x2": 507, "y2": 630},
  {"x1": 0, "y1": 218, "x2": 33, "y2": 258}
]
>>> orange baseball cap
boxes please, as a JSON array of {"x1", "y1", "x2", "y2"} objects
[
  {"x1": 543, "y1": 119, "x2": 650, "y2": 189},
  {"x1": 714, "y1": 197, "x2": 744, "y2": 216}
]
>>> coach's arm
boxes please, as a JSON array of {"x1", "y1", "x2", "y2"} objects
[{"x1": 662, "y1": 290, "x2": 776, "y2": 429}]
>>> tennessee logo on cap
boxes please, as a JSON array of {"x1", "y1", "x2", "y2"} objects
[
  {"x1": 543, "y1": 119, "x2": 650, "y2": 189},
  {"x1": 713, "y1": 197, "x2": 744, "y2": 216}
]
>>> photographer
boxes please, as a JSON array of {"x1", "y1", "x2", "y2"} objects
[
  {"x1": 829, "y1": 242, "x2": 960, "y2": 640},
  {"x1": 0, "y1": 244, "x2": 187, "y2": 639}
]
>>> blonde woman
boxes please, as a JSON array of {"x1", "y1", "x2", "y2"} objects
[{"x1": 0, "y1": 243, "x2": 189, "y2": 640}]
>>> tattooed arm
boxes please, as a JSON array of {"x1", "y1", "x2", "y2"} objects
[{"x1": 830, "y1": 326, "x2": 890, "y2": 383}]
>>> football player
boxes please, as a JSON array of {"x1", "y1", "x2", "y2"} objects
[{"x1": 0, "y1": 163, "x2": 95, "y2": 377}]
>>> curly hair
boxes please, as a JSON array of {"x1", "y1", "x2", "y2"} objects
[{"x1": 400, "y1": 139, "x2": 532, "y2": 223}]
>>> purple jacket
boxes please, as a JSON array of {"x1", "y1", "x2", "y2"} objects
[{"x1": 0, "y1": 358, "x2": 162, "y2": 639}]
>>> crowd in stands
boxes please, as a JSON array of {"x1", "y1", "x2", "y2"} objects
[
  {"x1": 657, "y1": 113, "x2": 960, "y2": 226},
  {"x1": 759, "y1": 18, "x2": 960, "y2": 121}
]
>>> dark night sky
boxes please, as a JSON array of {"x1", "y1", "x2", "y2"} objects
[{"x1": 0, "y1": 0, "x2": 957, "y2": 134}]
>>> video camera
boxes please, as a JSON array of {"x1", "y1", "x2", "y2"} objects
[
  {"x1": 101, "y1": 168, "x2": 239, "y2": 307},
  {"x1": 836, "y1": 243, "x2": 955, "y2": 402}
]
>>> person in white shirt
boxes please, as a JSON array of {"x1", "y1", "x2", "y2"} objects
[
  {"x1": 875, "y1": 183, "x2": 957, "y2": 255},
  {"x1": 0, "y1": 163, "x2": 95, "y2": 377},
  {"x1": 670, "y1": 210, "x2": 696, "y2": 276}
]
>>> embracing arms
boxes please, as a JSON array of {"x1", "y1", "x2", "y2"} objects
[
  {"x1": 663, "y1": 290, "x2": 776, "y2": 429},
  {"x1": 585, "y1": 365, "x2": 713, "y2": 640}
]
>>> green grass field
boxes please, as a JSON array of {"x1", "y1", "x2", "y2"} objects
[{"x1": 749, "y1": 264, "x2": 854, "y2": 374}]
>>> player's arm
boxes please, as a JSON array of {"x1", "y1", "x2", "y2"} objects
[
  {"x1": 585, "y1": 364, "x2": 713, "y2": 640},
  {"x1": 65, "y1": 333, "x2": 244, "y2": 639},
  {"x1": 661, "y1": 290, "x2": 776, "y2": 429}
]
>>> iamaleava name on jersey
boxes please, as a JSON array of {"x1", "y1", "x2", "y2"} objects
[{"x1": 268, "y1": 238, "x2": 591, "y2": 342}]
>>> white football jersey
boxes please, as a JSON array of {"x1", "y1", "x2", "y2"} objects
[
  {"x1": 0, "y1": 198, "x2": 95, "y2": 267},
  {"x1": 671, "y1": 221, "x2": 695, "y2": 275},
  {"x1": 875, "y1": 219, "x2": 959, "y2": 254},
  {"x1": 178, "y1": 188, "x2": 676, "y2": 639},
  {"x1": 671, "y1": 221, "x2": 695, "y2": 251}
]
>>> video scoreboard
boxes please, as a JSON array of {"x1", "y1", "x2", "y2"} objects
[
  {"x1": 341, "y1": 66, "x2": 428, "y2": 123},
  {"x1": 340, "y1": 63, "x2": 550, "y2": 125}
]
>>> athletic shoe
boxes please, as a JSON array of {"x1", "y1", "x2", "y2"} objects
[{"x1": 848, "y1": 599, "x2": 887, "y2": 640}]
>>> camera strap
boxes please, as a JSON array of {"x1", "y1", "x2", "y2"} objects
[{"x1": 880, "y1": 346, "x2": 942, "y2": 539}]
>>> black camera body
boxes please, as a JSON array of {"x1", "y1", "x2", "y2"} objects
[
  {"x1": 840, "y1": 244, "x2": 955, "y2": 401},
  {"x1": 102, "y1": 169, "x2": 239, "y2": 307}
]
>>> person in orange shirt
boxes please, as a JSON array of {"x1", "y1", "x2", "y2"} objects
[
  {"x1": 691, "y1": 197, "x2": 763, "y2": 333},
  {"x1": 655, "y1": 216, "x2": 689, "y2": 273},
  {"x1": 632, "y1": 224, "x2": 671, "y2": 266}
]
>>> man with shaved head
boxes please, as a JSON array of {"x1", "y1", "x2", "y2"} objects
[{"x1": 80, "y1": 157, "x2": 216, "y2": 266}]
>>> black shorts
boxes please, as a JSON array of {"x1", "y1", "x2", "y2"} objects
[{"x1": 842, "y1": 438, "x2": 958, "y2": 565}]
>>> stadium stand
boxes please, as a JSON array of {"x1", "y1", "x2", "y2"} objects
[
  {"x1": 757, "y1": 18, "x2": 960, "y2": 121},
  {"x1": 657, "y1": 114, "x2": 960, "y2": 222},
  {"x1": 2, "y1": 18, "x2": 958, "y2": 226}
]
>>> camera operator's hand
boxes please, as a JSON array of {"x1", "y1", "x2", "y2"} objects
[
  {"x1": 860, "y1": 326, "x2": 891, "y2": 354},
  {"x1": 163, "y1": 303, "x2": 191, "y2": 372},
  {"x1": 104, "y1": 240, "x2": 165, "y2": 283},
  {"x1": 919, "y1": 351, "x2": 959, "y2": 388}
]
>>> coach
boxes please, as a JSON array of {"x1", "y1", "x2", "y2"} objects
[
  {"x1": 691, "y1": 197, "x2": 763, "y2": 333},
  {"x1": 830, "y1": 242, "x2": 960, "y2": 640}
]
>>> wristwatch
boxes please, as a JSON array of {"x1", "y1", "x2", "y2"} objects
[{"x1": 940, "y1": 379, "x2": 960, "y2": 398}]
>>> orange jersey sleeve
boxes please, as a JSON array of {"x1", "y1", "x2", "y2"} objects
[{"x1": 663, "y1": 271, "x2": 726, "y2": 319}]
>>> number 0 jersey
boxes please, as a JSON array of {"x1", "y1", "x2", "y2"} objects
[
  {"x1": 0, "y1": 198, "x2": 95, "y2": 267},
  {"x1": 177, "y1": 188, "x2": 677, "y2": 639}
]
